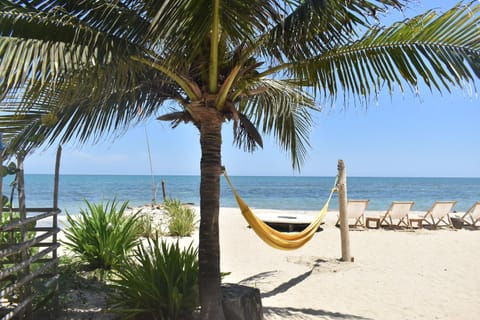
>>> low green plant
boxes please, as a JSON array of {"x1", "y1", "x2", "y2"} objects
[
  {"x1": 110, "y1": 237, "x2": 199, "y2": 320},
  {"x1": 164, "y1": 199, "x2": 197, "y2": 237},
  {"x1": 137, "y1": 212, "x2": 165, "y2": 239},
  {"x1": 137, "y1": 213, "x2": 154, "y2": 237},
  {"x1": 62, "y1": 199, "x2": 142, "y2": 270},
  {"x1": 163, "y1": 198, "x2": 183, "y2": 211}
]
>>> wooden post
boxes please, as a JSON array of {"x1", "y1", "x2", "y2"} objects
[
  {"x1": 52, "y1": 145, "x2": 62, "y2": 316},
  {"x1": 17, "y1": 152, "x2": 32, "y2": 317},
  {"x1": 337, "y1": 159, "x2": 352, "y2": 262},
  {"x1": 53, "y1": 145, "x2": 61, "y2": 210},
  {"x1": 17, "y1": 153, "x2": 26, "y2": 218},
  {"x1": 162, "y1": 179, "x2": 167, "y2": 202}
]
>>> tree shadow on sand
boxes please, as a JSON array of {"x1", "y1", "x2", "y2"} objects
[
  {"x1": 239, "y1": 258, "x2": 330, "y2": 299},
  {"x1": 263, "y1": 306, "x2": 373, "y2": 320},
  {"x1": 260, "y1": 269, "x2": 313, "y2": 299},
  {"x1": 238, "y1": 260, "x2": 371, "y2": 319}
]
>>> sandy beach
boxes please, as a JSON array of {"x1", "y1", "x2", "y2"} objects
[
  {"x1": 54, "y1": 206, "x2": 480, "y2": 320},
  {"x1": 215, "y1": 207, "x2": 480, "y2": 320}
]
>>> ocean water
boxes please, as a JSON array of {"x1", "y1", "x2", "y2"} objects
[{"x1": 2, "y1": 175, "x2": 479, "y2": 214}]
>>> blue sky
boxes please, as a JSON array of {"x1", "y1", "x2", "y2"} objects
[{"x1": 24, "y1": 1, "x2": 480, "y2": 177}]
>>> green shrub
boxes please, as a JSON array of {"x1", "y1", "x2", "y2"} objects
[
  {"x1": 62, "y1": 199, "x2": 142, "y2": 270},
  {"x1": 137, "y1": 212, "x2": 165, "y2": 239},
  {"x1": 110, "y1": 237, "x2": 199, "y2": 320},
  {"x1": 138, "y1": 213, "x2": 154, "y2": 237},
  {"x1": 163, "y1": 198, "x2": 183, "y2": 211},
  {"x1": 164, "y1": 199, "x2": 197, "y2": 237}
]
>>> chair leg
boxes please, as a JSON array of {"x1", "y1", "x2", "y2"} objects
[
  {"x1": 379, "y1": 216, "x2": 386, "y2": 227},
  {"x1": 398, "y1": 217, "x2": 409, "y2": 228},
  {"x1": 446, "y1": 216, "x2": 456, "y2": 230},
  {"x1": 423, "y1": 215, "x2": 435, "y2": 228},
  {"x1": 353, "y1": 216, "x2": 364, "y2": 228}
]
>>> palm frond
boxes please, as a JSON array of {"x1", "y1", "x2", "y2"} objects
[
  {"x1": 256, "y1": 0, "x2": 407, "y2": 64},
  {"x1": 235, "y1": 113, "x2": 264, "y2": 150},
  {"x1": 146, "y1": 0, "x2": 285, "y2": 68},
  {"x1": 288, "y1": 2, "x2": 480, "y2": 100},
  {"x1": 0, "y1": 5, "x2": 146, "y2": 98},
  {"x1": 236, "y1": 79, "x2": 317, "y2": 170},
  {"x1": 7, "y1": 0, "x2": 156, "y2": 45},
  {"x1": 0, "y1": 60, "x2": 180, "y2": 153},
  {"x1": 158, "y1": 111, "x2": 194, "y2": 128}
]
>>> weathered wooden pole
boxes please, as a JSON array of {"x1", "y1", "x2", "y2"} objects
[
  {"x1": 52, "y1": 145, "x2": 62, "y2": 316},
  {"x1": 17, "y1": 153, "x2": 26, "y2": 218},
  {"x1": 17, "y1": 152, "x2": 32, "y2": 317},
  {"x1": 53, "y1": 145, "x2": 61, "y2": 210},
  {"x1": 162, "y1": 179, "x2": 167, "y2": 202},
  {"x1": 337, "y1": 159, "x2": 352, "y2": 262}
]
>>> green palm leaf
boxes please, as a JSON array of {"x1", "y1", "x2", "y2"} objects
[
  {"x1": 256, "y1": 0, "x2": 405, "y2": 63},
  {"x1": 287, "y1": 2, "x2": 480, "y2": 99},
  {"x1": 237, "y1": 79, "x2": 317, "y2": 169}
]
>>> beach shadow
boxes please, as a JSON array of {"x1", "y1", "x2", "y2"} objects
[
  {"x1": 239, "y1": 270, "x2": 278, "y2": 284},
  {"x1": 261, "y1": 269, "x2": 313, "y2": 299},
  {"x1": 263, "y1": 306, "x2": 373, "y2": 320},
  {"x1": 240, "y1": 259, "x2": 338, "y2": 299}
]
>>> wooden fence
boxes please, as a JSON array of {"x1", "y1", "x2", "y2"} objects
[
  {"x1": 0, "y1": 208, "x2": 60, "y2": 319},
  {"x1": 0, "y1": 146, "x2": 62, "y2": 319}
]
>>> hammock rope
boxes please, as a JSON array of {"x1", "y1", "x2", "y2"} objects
[{"x1": 223, "y1": 169, "x2": 338, "y2": 250}]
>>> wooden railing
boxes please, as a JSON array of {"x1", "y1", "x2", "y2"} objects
[{"x1": 0, "y1": 207, "x2": 60, "y2": 320}]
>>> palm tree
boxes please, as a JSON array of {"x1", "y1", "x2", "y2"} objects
[{"x1": 0, "y1": 1, "x2": 479, "y2": 318}]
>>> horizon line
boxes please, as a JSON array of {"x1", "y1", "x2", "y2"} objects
[{"x1": 21, "y1": 172, "x2": 480, "y2": 179}]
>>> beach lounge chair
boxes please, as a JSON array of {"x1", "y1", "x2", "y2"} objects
[
  {"x1": 379, "y1": 201, "x2": 415, "y2": 228},
  {"x1": 336, "y1": 200, "x2": 369, "y2": 228},
  {"x1": 422, "y1": 201, "x2": 457, "y2": 229},
  {"x1": 460, "y1": 201, "x2": 480, "y2": 228}
]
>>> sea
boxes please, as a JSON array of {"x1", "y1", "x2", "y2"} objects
[{"x1": 2, "y1": 175, "x2": 479, "y2": 215}]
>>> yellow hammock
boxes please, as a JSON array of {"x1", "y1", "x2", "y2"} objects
[{"x1": 223, "y1": 170, "x2": 337, "y2": 250}]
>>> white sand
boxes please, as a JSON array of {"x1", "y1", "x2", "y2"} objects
[
  {"x1": 217, "y1": 207, "x2": 480, "y2": 320},
  {"x1": 56, "y1": 207, "x2": 480, "y2": 319}
]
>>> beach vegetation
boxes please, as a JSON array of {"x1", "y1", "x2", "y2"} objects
[
  {"x1": 164, "y1": 199, "x2": 198, "y2": 237},
  {"x1": 110, "y1": 237, "x2": 199, "y2": 320},
  {"x1": 137, "y1": 212, "x2": 165, "y2": 239},
  {"x1": 62, "y1": 199, "x2": 142, "y2": 271},
  {"x1": 1, "y1": 1, "x2": 480, "y2": 318}
]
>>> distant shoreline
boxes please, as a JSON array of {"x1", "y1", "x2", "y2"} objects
[{"x1": 20, "y1": 173, "x2": 480, "y2": 178}]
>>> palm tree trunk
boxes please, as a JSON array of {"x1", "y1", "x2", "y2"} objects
[{"x1": 198, "y1": 110, "x2": 226, "y2": 320}]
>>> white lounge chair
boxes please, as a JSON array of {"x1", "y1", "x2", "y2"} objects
[
  {"x1": 422, "y1": 201, "x2": 457, "y2": 229},
  {"x1": 460, "y1": 201, "x2": 480, "y2": 228},
  {"x1": 379, "y1": 201, "x2": 415, "y2": 228},
  {"x1": 337, "y1": 200, "x2": 369, "y2": 228}
]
